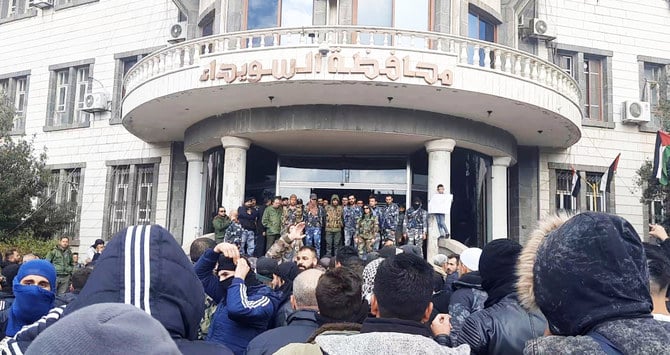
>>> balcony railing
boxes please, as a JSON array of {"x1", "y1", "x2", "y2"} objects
[{"x1": 124, "y1": 26, "x2": 580, "y2": 104}]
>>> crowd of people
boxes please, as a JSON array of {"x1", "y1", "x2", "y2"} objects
[
  {"x1": 0, "y1": 209, "x2": 668, "y2": 354},
  {"x1": 213, "y1": 185, "x2": 452, "y2": 261}
]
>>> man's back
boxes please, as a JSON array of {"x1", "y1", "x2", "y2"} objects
[{"x1": 245, "y1": 310, "x2": 319, "y2": 355}]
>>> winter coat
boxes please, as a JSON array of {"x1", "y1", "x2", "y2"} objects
[
  {"x1": 380, "y1": 203, "x2": 399, "y2": 231},
  {"x1": 207, "y1": 278, "x2": 282, "y2": 355},
  {"x1": 45, "y1": 246, "x2": 73, "y2": 276},
  {"x1": 238, "y1": 206, "x2": 260, "y2": 231},
  {"x1": 276, "y1": 317, "x2": 470, "y2": 355},
  {"x1": 245, "y1": 310, "x2": 319, "y2": 355},
  {"x1": 213, "y1": 214, "x2": 232, "y2": 242},
  {"x1": 448, "y1": 271, "x2": 487, "y2": 345},
  {"x1": 517, "y1": 212, "x2": 670, "y2": 355},
  {"x1": 325, "y1": 203, "x2": 343, "y2": 232},
  {"x1": 356, "y1": 214, "x2": 379, "y2": 241},
  {"x1": 194, "y1": 248, "x2": 225, "y2": 304},
  {"x1": 262, "y1": 206, "x2": 283, "y2": 235},
  {"x1": 3, "y1": 225, "x2": 231, "y2": 355},
  {"x1": 403, "y1": 206, "x2": 428, "y2": 234},
  {"x1": 343, "y1": 206, "x2": 361, "y2": 230},
  {"x1": 457, "y1": 294, "x2": 545, "y2": 354},
  {"x1": 265, "y1": 233, "x2": 303, "y2": 262},
  {"x1": 223, "y1": 221, "x2": 244, "y2": 246}
]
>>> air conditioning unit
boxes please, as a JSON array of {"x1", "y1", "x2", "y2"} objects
[
  {"x1": 29, "y1": 0, "x2": 53, "y2": 9},
  {"x1": 82, "y1": 93, "x2": 108, "y2": 113},
  {"x1": 526, "y1": 18, "x2": 555, "y2": 41},
  {"x1": 168, "y1": 22, "x2": 187, "y2": 44},
  {"x1": 622, "y1": 101, "x2": 651, "y2": 124}
]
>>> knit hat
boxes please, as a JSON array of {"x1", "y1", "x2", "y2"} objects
[
  {"x1": 378, "y1": 246, "x2": 401, "y2": 259},
  {"x1": 255, "y1": 257, "x2": 278, "y2": 283},
  {"x1": 331, "y1": 194, "x2": 339, "y2": 202},
  {"x1": 275, "y1": 262, "x2": 299, "y2": 282},
  {"x1": 91, "y1": 239, "x2": 105, "y2": 248},
  {"x1": 310, "y1": 193, "x2": 318, "y2": 200},
  {"x1": 460, "y1": 247, "x2": 483, "y2": 272},
  {"x1": 399, "y1": 244, "x2": 422, "y2": 257},
  {"x1": 16, "y1": 260, "x2": 56, "y2": 292},
  {"x1": 25, "y1": 303, "x2": 180, "y2": 355},
  {"x1": 479, "y1": 239, "x2": 522, "y2": 307},
  {"x1": 216, "y1": 254, "x2": 236, "y2": 272}
]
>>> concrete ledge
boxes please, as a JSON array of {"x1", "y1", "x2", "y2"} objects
[{"x1": 438, "y1": 238, "x2": 468, "y2": 255}]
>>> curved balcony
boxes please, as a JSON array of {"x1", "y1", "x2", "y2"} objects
[{"x1": 122, "y1": 26, "x2": 582, "y2": 148}]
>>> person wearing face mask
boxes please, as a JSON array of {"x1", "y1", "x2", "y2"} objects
[
  {"x1": 206, "y1": 253, "x2": 283, "y2": 354},
  {"x1": 0, "y1": 260, "x2": 57, "y2": 337},
  {"x1": 403, "y1": 197, "x2": 428, "y2": 247}
]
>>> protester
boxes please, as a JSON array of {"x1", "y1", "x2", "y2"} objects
[
  {"x1": 246, "y1": 269, "x2": 323, "y2": 355},
  {"x1": 4, "y1": 225, "x2": 231, "y2": 355},
  {"x1": 278, "y1": 254, "x2": 470, "y2": 354},
  {"x1": 271, "y1": 261, "x2": 300, "y2": 328},
  {"x1": 519, "y1": 212, "x2": 670, "y2": 354},
  {"x1": 650, "y1": 223, "x2": 670, "y2": 257},
  {"x1": 457, "y1": 239, "x2": 545, "y2": 354},
  {"x1": 85, "y1": 239, "x2": 104, "y2": 265},
  {"x1": 24, "y1": 303, "x2": 181, "y2": 355},
  {"x1": 266, "y1": 222, "x2": 306, "y2": 262},
  {"x1": 55, "y1": 267, "x2": 92, "y2": 306},
  {"x1": 448, "y1": 247, "x2": 486, "y2": 344},
  {"x1": 295, "y1": 246, "x2": 319, "y2": 271},
  {"x1": 189, "y1": 237, "x2": 216, "y2": 263},
  {"x1": 643, "y1": 243, "x2": 670, "y2": 321},
  {"x1": 0, "y1": 260, "x2": 56, "y2": 337}
]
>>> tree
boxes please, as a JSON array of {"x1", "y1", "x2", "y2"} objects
[{"x1": 0, "y1": 94, "x2": 74, "y2": 239}]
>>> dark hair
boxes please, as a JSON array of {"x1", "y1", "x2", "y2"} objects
[
  {"x1": 335, "y1": 246, "x2": 359, "y2": 265},
  {"x1": 298, "y1": 246, "x2": 318, "y2": 259},
  {"x1": 72, "y1": 252, "x2": 79, "y2": 256},
  {"x1": 71, "y1": 267, "x2": 93, "y2": 292},
  {"x1": 60, "y1": 236, "x2": 70, "y2": 241},
  {"x1": 412, "y1": 197, "x2": 422, "y2": 204},
  {"x1": 644, "y1": 243, "x2": 670, "y2": 294},
  {"x1": 447, "y1": 253, "x2": 460, "y2": 263},
  {"x1": 373, "y1": 253, "x2": 434, "y2": 321},
  {"x1": 189, "y1": 237, "x2": 216, "y2": 263},
  {"x1": 437, "y1": 184, "x2": 444, "y2": 189},
  {"x1": 4, "y1": 248, "x2": 17, "y2": 261},
  {"x1": 316, "y1": 268, "x2": 362, "y2": 321},
  {"x1": 368, "y1": 195, "x2": 377, "y2": 201}
]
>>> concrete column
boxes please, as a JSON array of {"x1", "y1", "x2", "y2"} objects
[
  {"x1": 425, "y1": 138, "x2": 456, "y2": 260},
  {"x1": 491, "y1": 157, "x2": 513, "y2": 240},
  {"x1": 182, "y1": 152, "x2": 204, "y2": 249},
  {"x1": 221, "y1": 136, "x2": 251, "y2": 215}
]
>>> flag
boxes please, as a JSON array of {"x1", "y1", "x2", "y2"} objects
[
  {"x1": 570, "y1": 167, "x2": 580, "y2": 197},
  {"x1": 599, "y1": 153, "x2": 620, "y2": 193},
  {"x1": 653, "y1": 131, "x2": 670, "y2": 186}
]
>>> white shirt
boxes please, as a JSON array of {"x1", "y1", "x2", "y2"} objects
[{"x1": 653, "y1": 313, "x2": 670, "y2": 322}]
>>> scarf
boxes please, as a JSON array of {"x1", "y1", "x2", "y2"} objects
[{"x1": 6, "y1": 284, "x2": 55, "y2": 336}]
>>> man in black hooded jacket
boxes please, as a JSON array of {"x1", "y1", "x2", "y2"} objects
[
  {"x1": 457, "y1": 239, "x2": 545, "y2": 354},
  {"x1": 3, "y1": 225, "x2": 231, "y2": 355}
]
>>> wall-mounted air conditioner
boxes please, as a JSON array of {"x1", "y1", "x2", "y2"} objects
[
  {"x1": 168, "y1": 22, "x2": 187, "y2": 44},
  {"x1": 82, "y1": 93, "x2": 108, "y2": 113},
  {"x1": 622, "y1": 101, "x2": 651, "y2": 124}
]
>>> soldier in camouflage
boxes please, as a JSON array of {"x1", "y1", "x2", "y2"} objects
[
  {"x1": 403, "y1": 197, "x2": 428, "y2": 246},
  {"x1": 223, "y1": 210, "x2": 244, "y2": 248},
  {"x1": 282, "y1": 194, "x2": 303, "y2": 234},
  {"x1": 368, "y1": 196, "x2": 383, "y2": 250},
  {"x1": 342, "y1": 195, "x2": 362, "y2": 247},
  {"x1": 380, "y1": 195, "x2": 399, "y2": 245},
  {"x1": 305, "y1": 194, "x2": 326, "y2": 258},
  {"x1": 355, "y1": 205, "x2": 379, "y2": 258}
]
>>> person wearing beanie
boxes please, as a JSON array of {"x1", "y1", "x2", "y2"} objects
[
  {"x1": 269, "y1": 261, "x2": 300, "y2": 328},
  {"x1": 448, "y1": 247, "x2": 486, "y2": 345},
  {"x1": 85, "y1": 239, "x2": 105, "y2": 265},
  {"x1": 4, "y1": 225, "x2": 232, "y2": 355},
  {"x1": 0, "y1": 260, "x2": 56, "y2": 337},
  {"x1": 25, "y1": 303, "x2": 180, "y2": 355},
  {"x1": 519, "y1": 212, "x2": 670, "y2": 354},
  {"x1": 456, "y1": 239, "x2": 545, "y2": 354}
]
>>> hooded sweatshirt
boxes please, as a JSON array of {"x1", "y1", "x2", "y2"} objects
[
  {"x1": 3, "y1": 225, "x2": 231, "y2": 355},
  {"x1": 518, "y1": 212, "x2": 670, "y2": 354}
]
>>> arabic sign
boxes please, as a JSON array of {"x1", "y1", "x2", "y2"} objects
[{"x1": 199, "y1": 51, "x2": 453, "y2": 86}]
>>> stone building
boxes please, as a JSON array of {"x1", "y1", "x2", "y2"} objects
[{"x1": 0, "y1": 0, "x2": 667, "y2": 257}]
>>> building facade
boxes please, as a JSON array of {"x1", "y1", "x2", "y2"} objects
[{"x1": 0, "y1": 0, "x2": 667, "y2": 257}]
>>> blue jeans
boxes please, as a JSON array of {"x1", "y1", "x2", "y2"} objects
[
  {"x1": 435, "y1": 214, "x2": 449, "y2": 236},
  {"x1": 241, "y1": 229, "x2": 255, "y2": 256},
  {"x1": 305, "y1": 227, "x2": 322, "y2": 258},
  {"x1": 344, "y1": 228, "x2": 356, "y2": 246}
]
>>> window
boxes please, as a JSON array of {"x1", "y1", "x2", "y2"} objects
[
  {"x1": 585, "y1": 172, "x2": 605, "y2": 212},
  {"x1": 558, "y1": 55, "x2": 574, "y2": 77},
  {"x1": 0, "y1": 0, "x2": 38, "y2": 21},
  {"x1": 648, "y1": 199, "x2": 664, "y2": 225},
  {"x1": 104, "y1": 161, "x2": 159, "y2": 239},
  {"x1": 584, "y1": 58, "x2": 603, "y2": 121},
  {"x1": 46, "y1": 167, "x2": 84, "y2": 239},
  {"x1": 0, "y1": 72, "x2": 30, "y2": 133},
  {"x1": 467, "y1": 8, "x2": 497, "y2": 66},
  {"x1": 112, "y1": 50, "x2": 155, "y2": 123},
  {"x1": 46, "y1": 60, "x2": 94, "y2": 129},
  {"x1": 354, "y1": 0, "x2": 431, "y2": 46},
  {"x1": 555, "y1": 170, "x2": 576, "y2": 211},
  {"x1": 643, "y1": 63, "x2": 664, "y2": 109}
]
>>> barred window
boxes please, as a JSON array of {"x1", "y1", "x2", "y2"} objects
[
  {"x1": 585, "y1": 172, "x2": 605, "y2": 212},
  {"x1": 555, "y1": 169, "x2": 576, "y2": 211},
  {"x1": 105, "y1": 163, "x2": 158, "y2": 238},
  {"x1": 45, "y1": 167, "x2": 84, "y2": 239}
]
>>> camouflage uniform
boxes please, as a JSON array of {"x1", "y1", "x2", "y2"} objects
[
  {"x1": 403, "y1": 206, "x2": 428, "y2": 246},
  {"x1": 369, "y1": 206, "x2": 383, "y2": 250},
  {"x1": 304, "y1": 206, "x2": 325, "y2": 258},
  {"x1": 282, "y1": 205, "x2": 304, "y2": 234},
  {"x1": 266, "y1": 233, "x2": 303, "y2": 262},
  {"x1": 380, "y1": 203, "x2": 399, "y2": 242},
  {"x1": 324, "y1": 199, "x2": 344, "y2": 257},
  {"x1": 343, "y1": 205, "x2": 362, "y2": 246},
  {"x1": 223, "y1": 221, "x2": 244, "y2": 248},
  {"x1": 356, "y1": 214, "x2": 379, "y2": 257}
]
